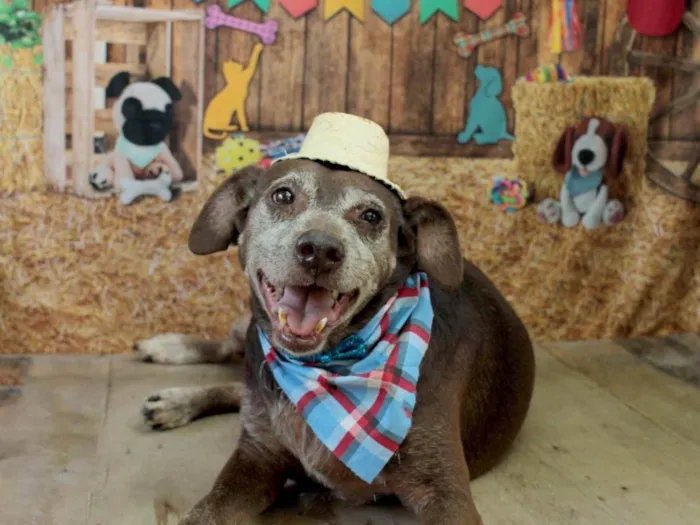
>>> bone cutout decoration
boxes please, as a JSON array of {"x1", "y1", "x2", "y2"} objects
[
  {"x1": 205, "y1": 4, "x2": 278, "y2": 45},
  {"x1": 454, "y1": 12, "x2": 530, "y2": 58},
  {"x1": 119, "y1": 172, "x2": 173, "y2": 205}
]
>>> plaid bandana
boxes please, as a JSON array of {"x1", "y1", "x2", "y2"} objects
[{"x1": 258, "y1": 272, "x2": 433, "y2": 484}]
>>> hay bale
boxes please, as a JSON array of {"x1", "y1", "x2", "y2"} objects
[
  {"x1": 512, "y1": 76, "x2": 656, "y2": 203},
  {"x1": 0, "y1": 45, "x2": 44, "y2": 192}
]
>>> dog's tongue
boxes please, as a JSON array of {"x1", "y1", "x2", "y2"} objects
[{"x1": 278, "y1": 285, "x2": 335, "y2": 337}]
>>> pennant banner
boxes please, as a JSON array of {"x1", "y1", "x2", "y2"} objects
[
  {"x1": 464, "y1": 0, "x2": 503, "y2": 21},
  {"x1": 323, "y1": 0, "x2": 365, "y2": 21},
  {"x1": 279, "y1": 0, "x2": 319, "y2": 18},
  {"x1": 419, "y1": 0, "x2": 459, "y2": 24},
  {"x1": 372, "y1": 0, "x2": 411, "y2": 25},
  {"x1": 227, "y1": 0, "x2": 270, "y2": 13}
]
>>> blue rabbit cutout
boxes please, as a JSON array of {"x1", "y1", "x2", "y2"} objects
[{"x1": 458, "y1": 66, "x2": 514, "y2": 145}]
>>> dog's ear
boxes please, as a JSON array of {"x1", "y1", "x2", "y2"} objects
[
  {"x1": 152, "y1": 77, "x2": 182, "y2": 102},
  {"x1": 605, "y1": 125, "x2": 628, "y2": 179},
  {"x1": 105, "y1": 71, "x2": 131, "y2": 99},
  {"x1": 483, "y1": 71, "x2": 503, "y2": 98},
  {"x1": 552, "y1": 126, "x2": 576, "y2": 174},
  {"x1": 401, "y1": 197, "x2": 463, "y2": 290},
  {"x1": 188, "y1": 166, "x2": 262, "y2": 255}
]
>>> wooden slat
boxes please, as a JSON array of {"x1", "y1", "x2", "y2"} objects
[
  {"x1": 145, "y1": 18, "x2": 170, "y2": 78},
  {"x1": 66, "y1": 62, "x2": 148, "y2": 89},
  {"x1": 42, "y1": 5, "x2": 67, "y2": 192},
  {"x1": 66, "y1": 107, "x2": 115, "y2": 135},
  {"x1": 70, "y1": 0, "x2": 96, "y2": 197},
  {"x1": 389, "y1": 7, "x2": 436, "y2": 133},
  {"x1": 259, "y1": 1, "x2": 306, "y2": 130},
  {"x1": 431, "y1": 2, "x2": 477, "y2": 135},
  {"x1": 303, "y1": 9, "x2": 350, "y2": 127},
  {"x1": 171, "y1": 0, "x2": 203, "y2": 181},
  {"x1": 515, "y1": 0, "x2": 538, "y2": 77},
  {"x1": 346, "y1": 0, "x2": 392, "y2": 129},
  {"x1": 500, "y1": 2, "x2": 518, "y2": 132},
  {"x1": 65, "y1": 19, "x2": 148, "y2": 45},
  {"x1": 671, "y1": 2, "x2": 700, "y2": 140}
]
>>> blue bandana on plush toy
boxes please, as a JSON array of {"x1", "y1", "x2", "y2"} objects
[
  {"x1": 115, "y1": 136, "x2": 166, "y2": 169},
  {"x1": 564, "y1": 165, "x2": 603, "y2": 196},
  {"x1": 259, "y1": 272, "x2": 433, "y2": 483}
]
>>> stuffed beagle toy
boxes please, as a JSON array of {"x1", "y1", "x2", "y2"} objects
[{"x1": 537, "y1": 117, "x2": 629, "y2": 230}]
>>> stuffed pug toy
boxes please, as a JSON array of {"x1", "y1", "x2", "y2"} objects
[
  {"x1": 88, "y1": 72, "x2": 184, "y2": 204},
  {"x1": 537, "y1": 117, "x2": 628, "y2": 230}
]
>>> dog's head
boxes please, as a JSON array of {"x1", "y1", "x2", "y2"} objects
[
  {"x1": 553, "y1": 117, "x2": 628, "y2": 194},
  {"x1": 105, "y1": 72, "x2": 182, "y2": 147},
  {"x1": 475, "y1": 65, "x2": 503, "y2": 98},
  {"x1": 189, "y1": 160, "x2": 463, "y2": 356}
]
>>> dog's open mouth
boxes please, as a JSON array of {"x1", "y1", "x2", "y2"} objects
[{"x1": 259, "y1": 272, "x2": 358, "y2": 352}]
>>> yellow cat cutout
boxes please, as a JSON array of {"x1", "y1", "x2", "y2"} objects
[{"x1": 203, "y1": 43, "x2": 263, "y2": 140}]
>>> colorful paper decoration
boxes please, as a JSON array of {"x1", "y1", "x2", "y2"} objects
[
  {"x1": 279, "y1": 0, "x2": 319, "y2": 19},
  {"x1": 457, "y1": 66, "x2": 513, "y2": 145},
  {"x1": 205, "y1": 4, "x2": 279, "y2": 44},
  {"x1": 419, "y1": 0, "x2": 459, "y2": 24},
  {"x1": 464, "y1": 0, "x2": 503, "y2": 21},
  {"x1": 372, "y1": 0, "x2": 411, "y2": 25},
  {"x1": 454, "y1": 12, "x2": 529, "y2": 58},
  {"x1": 203, "y1": 43, "x2": 264, "y2": 139},
  {"x1": 548, "y1": 0, "x2": 582, "y2": 53},
  {"x1": 226, "y1": 0, "x2": 270, "y2": 13},
  {"x1": 523, "y1": 64, "x2": 572, "y2": 83},
  {"x1": 489, "y1": 177, "x2": 530, "y2": 213},
  {"x1": 323, "y1": 0, "x2": 364, "y2": 21}
]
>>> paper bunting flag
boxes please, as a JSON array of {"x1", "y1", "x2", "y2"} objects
[
  {"x1": 323, "y1": 0, "x2": 364, "y2": 21},
  {"x1": 372, "y1": 0, "x2": 411, "y2": 25},
  {"x1": 464, "y1": 0, "x2": 503, "y2": 20},
  {"x1": 226, "y1": 0, "x2": 270, "y2": 13},
  {"x1": 279, "y1": 0, "x2": 319, "y2": 18},
  {"x1": 419, "y1": 0, "x2": 459, "y2": 24}
]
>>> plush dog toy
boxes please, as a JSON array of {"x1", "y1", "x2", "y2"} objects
[
  {"x1": 88, "y1": 72, "x2": 184, "y2": 203},
  {"x1": 537, "y1": 117, "x2": 628, "y2": 230}
]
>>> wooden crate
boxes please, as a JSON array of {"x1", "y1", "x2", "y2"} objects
[{"x1": 42, "y1": 0, "x2": 205, "y2": 197}]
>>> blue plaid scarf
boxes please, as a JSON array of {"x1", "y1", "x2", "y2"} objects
[{"x1": 259, "y1": 272, "x2": 434, "y2": 483}]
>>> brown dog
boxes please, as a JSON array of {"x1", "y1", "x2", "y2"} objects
[{"x1": 134, "y1": 159, "x2": 535, "y2": 525}]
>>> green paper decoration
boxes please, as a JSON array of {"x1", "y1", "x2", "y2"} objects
[{"x1": 227, "y1": 0, "x2": 270, "y2": 13}]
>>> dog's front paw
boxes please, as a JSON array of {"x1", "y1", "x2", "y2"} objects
[
  {"x1": 133, "y1": 334, "x2": 199, "y2": 364},
  {"x1": 142, "y1": 387, "x2": 204, "y2": 430},
  {"x1": 603, "y1": 199, "x2": 625, "y2": 226},
  {"x1": 536, "y1": 198, "x2": 561, "y2": 224},
  {"x1": 561, "y1": 210, "x2": 580, "y2": 228},
  {"x1": 178, "y1": 498, "x2": 259, "y2": 525}
]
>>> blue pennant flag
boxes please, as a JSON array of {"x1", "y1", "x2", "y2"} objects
[{"x1": 372, "y1": 0, "x2": 411, "y2": 24}]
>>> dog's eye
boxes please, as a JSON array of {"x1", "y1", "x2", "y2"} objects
[
  {"x1": 272, "y1": 188, "x2": 294, "y2": 205},
  {"x1": 361, "y1": 209, "x2": 382, "y2": 225}
]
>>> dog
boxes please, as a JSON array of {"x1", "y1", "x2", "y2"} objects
[
  {"x1": 538, "y1": 117, "x2": 628, "y2": 230},
  {"x1": 458, "y1": 65, "x2": 514, "y2": 145},
  {"x1": 88, "y1": 72, "x2": 184, "y2": 194},
  {"x1": 134, "y1": 113, "x2": 535, "y2": 525}
]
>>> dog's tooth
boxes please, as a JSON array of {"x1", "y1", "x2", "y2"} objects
[
  {"x1": 331, "y1": 290, "x2": 339, "y2": 301},
  {"x1": 314, "y1": 318, "x2": 328, "y2": 334},
  {"x1": 278, "y1": 309, "x2": 287, "y2": 328}
]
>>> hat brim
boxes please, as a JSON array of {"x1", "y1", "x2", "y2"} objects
[{"x1": 272, "y1": 153, "x2": 407, "y2": 201}]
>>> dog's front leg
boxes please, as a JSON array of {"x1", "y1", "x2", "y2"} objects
[
  {"x1": 178, "y1": 429, "x2": 289, "y2": 525},
  {"x1": 390, "y1": 439, "x2": 484, "y2": 525}
]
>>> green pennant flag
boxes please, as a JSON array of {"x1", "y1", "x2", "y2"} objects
[
  {"x1": 227, "y1": 0, "x2": 270, "y2": 13},
  {"x1": 419, "y1": 0, "x2": 459, "y2": 24}
]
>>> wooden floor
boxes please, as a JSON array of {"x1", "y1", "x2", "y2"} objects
[{"x1": 1, "y1": 338, "x2": 699, "y2": 525}]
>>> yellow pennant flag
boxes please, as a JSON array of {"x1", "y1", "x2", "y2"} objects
[{"x1": 323, "y1": 0, "x2": 365, "y2": 21}]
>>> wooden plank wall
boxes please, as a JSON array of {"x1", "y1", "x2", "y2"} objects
[{"x1": 33, "y1": 0, "x2": 698, "y2": 157}]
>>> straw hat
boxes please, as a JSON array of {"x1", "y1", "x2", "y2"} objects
[{"x1": 274, "y1": 112, "x2": 406, "y2": 200}]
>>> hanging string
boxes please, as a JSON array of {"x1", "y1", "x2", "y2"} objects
[{"x1": 549, "y1": 0, "x2": 582, "y2": 54}]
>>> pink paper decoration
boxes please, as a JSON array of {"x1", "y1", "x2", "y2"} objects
[
  {"x1": 464, "y1": 0, "x2": 503, "y2": 20},
  {"x1": 278, "y1": 0, "x2": 319, "y2": 19}
]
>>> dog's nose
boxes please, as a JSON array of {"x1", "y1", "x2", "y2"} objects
[
  {"x1": 578, "y1": 149, "x2": 595, "y2": 166},
  {"x1": 295, "y1": 230, "x2": 345, "y2": 273}
]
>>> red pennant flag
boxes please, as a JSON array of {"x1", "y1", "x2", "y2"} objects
[{"x1": 279, "y1": 0, "x2": 319, "y2": 19}]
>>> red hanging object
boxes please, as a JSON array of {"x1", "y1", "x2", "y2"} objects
[{"x1": 627, "y1": 0, "x2": 685, "y2": 37}]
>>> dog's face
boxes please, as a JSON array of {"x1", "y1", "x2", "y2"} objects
[
  {"x1": 189, "y1": 160, "x2": 463, "y2": 356},
  {"x1": 553, "y1": 117, "x2": 629, "y2": 182},
  {"x1": 105, "y1": 72, "x2": 182, "y2": 147}
]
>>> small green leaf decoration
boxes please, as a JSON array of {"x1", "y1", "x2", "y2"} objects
[
  {"x1": 1, "y1": 55, "x2": 13, "y2": 69},
  {"x1": 33, "y1": 52, "x2": 41, "y2": 66},
  {"x1": 0, "y1": 0, "x2": 42, "y2": 50}
]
